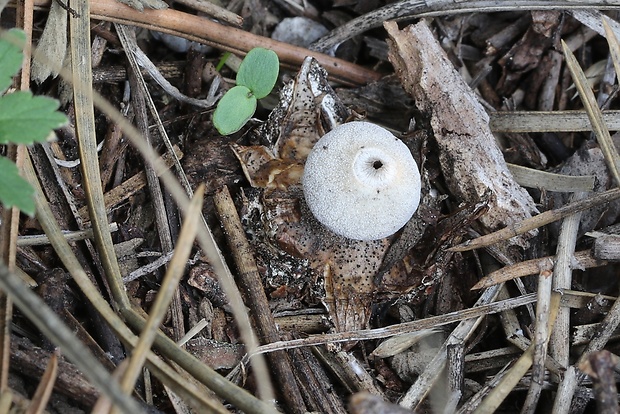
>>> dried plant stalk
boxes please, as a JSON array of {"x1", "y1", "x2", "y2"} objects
[
  {"x1": 214, "y1": 186, "x2": 304, "y2": 413},
  {"x1": 385, "y1": 20, "x2": 538, "y2": 250}
]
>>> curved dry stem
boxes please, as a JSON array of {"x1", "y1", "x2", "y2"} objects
[
  {"x1": 311, "y1": 0, "x2": 620, "y2": 52},
  {"x1": 118, "y1": 186, "x2": 205, "y2": 394},
  {"x1": 562, "y1": 40, "x2": 620, "y2": 186},
  {"x1": 69, "y1": 0, "x2": 130, "y2": 310}
]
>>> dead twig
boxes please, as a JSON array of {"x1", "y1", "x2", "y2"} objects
[
  {"x1": 214, "y1": 186, "x2": 305, "y2": 413},
  {"x1": 490, "y1": 110, "x2": 620, "y2": 132},
  {"x1": 450, "y1": 188, "x2": 620, "y2": 252},
  {"x1": 25, "y1": 0, "x2": 381, "y2": 86},
  {"x1": 578, "y1": 350, "x2": 620, "y2": 414},
  {"x1": 311, "y1": 0, "x2": 620, "y2": 52},
  {"x1": 253, "y1": 293, "x2": 537, "y2": 355},
  {"x1": 521, "y1": 268, "x2": 554, "y2": 414},
  {"x1": 550, "y1": 192, "x2": 586, "y2": 379},
  {"x1": 472, "y1": 250, "x2": 606, "y2": 290}
]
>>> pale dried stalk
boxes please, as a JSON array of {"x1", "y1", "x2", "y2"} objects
[
  {"x1": 550, "y1": 193, "x2": 586, "y2": 377},
  {"x1": 603, "y1": 18, "x2": 620, "y2": 88},
  {"x1": 450, "y1": 188, "x2": 620, "y2": 252},
  {"x1": 117, "y1": 186, "x2": 204, "y2": 397},
  {"x1": 16, "y1": 223, "x2": 119, "y2": 246},
  {"x1": 552, "y1": 366, "x2": 580, "y2": 413},
  {"x1": 490, "y1": 110, "x2": 620, "y2": 132},
  {"x1": 562, "y1": 40, "x2": 620, "y2": 186},
  {"x1": 253, "y1": 292, "x2": 536, "y2": 355},
  {"x1": 70, "y1": 0, "x2": 130, "y2": 310},
  {"x1": 521, "y1": 268, "x2": 554, "y2": 414}
]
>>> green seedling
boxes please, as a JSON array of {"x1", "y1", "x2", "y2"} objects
[
  {"x1": 0, "y1": 29, "x2": 68, "y2": 216},
  {"x1": 213, "y1": 47, "x2": 279, "y2": 135}
]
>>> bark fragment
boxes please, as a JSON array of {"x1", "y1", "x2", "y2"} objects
[{"x1": 385, "y1": 21, "x2": 539, "y2": 251}]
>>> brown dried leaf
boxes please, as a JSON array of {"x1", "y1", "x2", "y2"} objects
[
  {"x1": 231, "y1": 143, "x2": 303, "y2": 189},
  {"x1": 236, "y1": 57, "x2": 350, "y2": 189},
  {"x1": 255, "y1": 56, "x2": 351, "y2": 161}
]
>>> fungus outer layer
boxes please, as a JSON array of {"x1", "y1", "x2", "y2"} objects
[{"x1": 302, "y1": 121, "x2": 421, "y2": 240}]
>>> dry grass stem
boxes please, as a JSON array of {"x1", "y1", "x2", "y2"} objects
[
  {"x1": 521, "y1": 268, "x2": 554, "y2": 413},
  {"x1": 118, "y1": 185, "x2": 204, "y2": 396},
  {"x1": 451, "y1": 188, "x2": 620, "y2": 252},
  {"x1": 562, "y1": 40, "x2": 620, "y2": 185},
  {"x1": 254, "y1": 292, "x2": 536, "y2": 354},
  {"x1": 490, "y1": 110, "x2": 620, "y2": 132},
  {"x1": 16, "y1": 223, "x2": 119, "y2": 246},
  {"x1": 549, "y1": 192, "x2": 586, "y2": 378},
  {"x1": 70, "y1": 0, "x2": 130, "y2": 310}
]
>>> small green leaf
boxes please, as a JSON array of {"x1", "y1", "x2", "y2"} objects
[
  {"x1": 213, "y1": 85, "x2": 257, "y2": 135},
  {"x1": 0, "y1": 91, "x2": 68, "y2": 144},
  {"x1": 0, "y1": 156, "x2": 35, "y2": 216},
  {"x1": 0, "y1": 29, "x2": 26, "y2": 93},
  {"x1": 236, "y1": 48, "x2": 279, "y2": 99}
]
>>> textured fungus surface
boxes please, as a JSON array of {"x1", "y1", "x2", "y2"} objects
[
  {"x1": 302, "y1": 121, "x2": 421, "y2": 241},
  {"x1": 259, "y1": 188, "x2": 390, "y2": 332}
]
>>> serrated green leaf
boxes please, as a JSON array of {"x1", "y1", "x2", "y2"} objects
[
  {"x1": 213, "y1": 85, "x2": 257, "y2": 135},
  {"x1": 0, "y1": 156, "x2": 35, "y2": 216},
  {"x1": 236, "y1": 48, "x2": 279, "y2": 99},
  {"x1": 0, "y1": 91, "x2": 67, "y2": 144},
  {"x1": 0, "y1": 29, "x2": 25, "y2": 93}
]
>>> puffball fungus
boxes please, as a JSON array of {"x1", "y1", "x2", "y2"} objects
[{"x1": 302, "y1": 121, "x2": 421, "y2": 240}]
